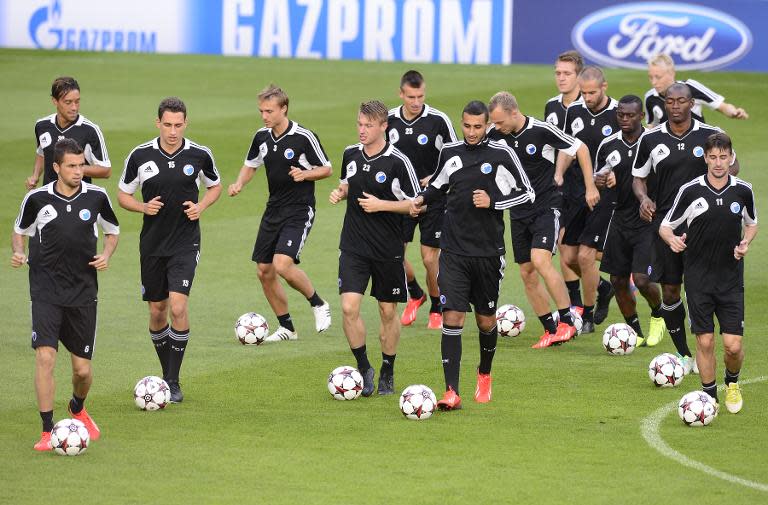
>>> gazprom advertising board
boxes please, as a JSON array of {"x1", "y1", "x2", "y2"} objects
[{"x1": 0, "y1": 0, "x2": 765, "y2": 71}]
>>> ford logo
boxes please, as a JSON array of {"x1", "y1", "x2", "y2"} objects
[{"x1": 572, "y1": 3, "x2": 753, "y2": 71}]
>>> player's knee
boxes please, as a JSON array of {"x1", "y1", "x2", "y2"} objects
[
  {"x1": 378, "y1": 303, "x2": 397, "y2": 321},
  {"x1": 35, "y1": 347, "x2": 57, "y2": 370},
  {"x1": 518, "y1": 264, "x2": 538, "y2": 287},
  {"x1": 169, "y1": 301, "x2": 188, "y2": 322},
  {"x1": 272, "y1": 256, "x2": 295, "y2": 277},
  {"x1": 341, "y1": 299, "x2": 359, "y2": 320},
  {"x1": 632, "y1": 274, "x2": 652, "y2": 292},
  {"x1": 72, "y1": 362, "x2": 92, "y2": 383},
  {"x1": 661, "y1": 285, "x2": 681, "y2": 303},
  {"x1": 696, "y1": 334, "x2": 716, "y2": 353},
  {"x1": 257, "y1": 263, "x2": 276, "y2": 283},
  {"x1": 610, "y1": 275, "x2": 630, "y2": 294},
  {"x1": 723, "y1": 338, "x2": 742, "y2": 358},
  {"x1": 577, "y1": 248, "x2": 595, "y2": 267}
]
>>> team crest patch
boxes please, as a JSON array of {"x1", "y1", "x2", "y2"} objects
[
  {"x1": 526, "y1": 144, "x2": 536, "y2": 155},
  {"x1": 183, "y1": 164, "x2": 195, "y2": 176},
  {"x1": 417, "y1": 134, "x2": 428, "y2": 145},
  {"x1": 79, "y1": 209, "x2": 91, "y2": 221},
  {"x1": 31, "y1": 331, "x2": 37, "y2": 342},
  {"x1": 284, "y1": 148, "x2": 295, "y2": 159},
  {"x1": 375, "y1": 171, "x2": 387, "y2": 183},
  {"x1": 480, "y1": 163, "x2": 492, "y2": 174},
  {"x1": 730, "y1": 202, "x2": 741, "y2": 214},
  {"x1": 439, "y1": 294, "x2": 446, "y2": 305},
  {"x1": 693, "y1": 146, "x2": 704, "y2": 157},
  {"x1": 602, "y1": 125, "x2": 613, "y2": 136},
  {"x1": 647, "y1": 265, "x2": 652, "y2": 275}
]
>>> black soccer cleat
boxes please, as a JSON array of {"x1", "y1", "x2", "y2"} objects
[
  {"x1": 594, "y1": 283, "x2": 615, "y2": 325},
  {"x1": 167, "y1": 380, "x2": 184, "y2": 403},
  {"x1": 377, "y1": 370, "x2": 394, "y2": 395},
  {"x1": 361, "y1": 367, "x2": 375, "y2": 397},
  {"x1": 581, "y1": 320, "x2": 596, "y2": 334}
]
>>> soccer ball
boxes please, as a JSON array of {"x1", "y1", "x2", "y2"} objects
[
  {"x1": 602, "y1": 323, "x2": 638, "y2": 355},
  {"x1": 648, "y1": 353, "x2": 685, "y2": 387},
  {"x1": 678, "y1": 391, "x2": 717, "y2": 426},
  {"x1": 552, "y1": 307, "x2": 583, "y2": 335},
  {"x1": 327, "y1": 366, "x2": 364, "y2": 401},
  {"x1": 235, "y1": 312, "x2": 269, "y2": 345},
  {"x1": 399, "y1": 384, "x2": 437, "y2": 420},
  {"x1": 134, "y1": 376, "x2": 171, "y2": 411},
  {"x1": 496, "y1": 304, "x2": 525, "y2": 337},
  {"x1": 50, "y1": 418, "x2": 89, "y2": 456}
]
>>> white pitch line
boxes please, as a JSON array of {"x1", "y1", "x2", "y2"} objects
[{"x1": 640, "y1": 375, "x2": 768, "y2": 492}]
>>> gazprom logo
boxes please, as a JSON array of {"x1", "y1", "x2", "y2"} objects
[
  {"x1": 571, "y1": 3, "x2": 753, "y2": 71},
  {"x1": 28, "y1": 0, "x2": 157, "y2": 52}
]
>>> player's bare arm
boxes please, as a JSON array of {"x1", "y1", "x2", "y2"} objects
[
  {"x1": 718, "y1": 102, "x2": 749, "y2": 120},
  {"x1": 228, "y1": 164, "x2": 257, "y2": 196},
  {"x1": 184, "y1": 183, "x2": 222, "y2": 221},
  {"x1": 472, "y1": 189, "x2": 491, "y2": 208},
  {"x1": 288, "y1": 164, "x2": 332, "y2": 182},
  {"x1": 735, "y1": 224, "x2": 758, "y2": 260},
  {"x1": 26, "y1": 154, "x2": 44, "y2": 190},
  {"x1": 118, "y1": 191, "x2": 164, "y2": 215},
  {"x1": 358, "y1": 192, "x2": 411, "y2": 214},
  {"x1": 329, "y1": 183, "x2": 348, "y2": 204},
  {"x1": 659, "y1": 226, "x2": 686, "y2": 253},
  {"x1": 632, "y1": 176, "x2": 655, "y2": 222},
  {"x1": 10, "y1": 232, "x2": 27, "y2": 267},
  {"x1": 88, "y1": 233, "x2": 119, "y2": 271}
]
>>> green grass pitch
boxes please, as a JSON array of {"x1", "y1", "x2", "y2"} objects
[{"x1": 0, "y1": 49, "x2": 766, "y2": 504}]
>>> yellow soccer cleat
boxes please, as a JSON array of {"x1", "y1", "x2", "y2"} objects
[
  {"x1": 725, "y1": 382, "x2": 743, "y2": 414},
  {"x1": 645, "y1": 316, "x2": 666, "y2": 347}
]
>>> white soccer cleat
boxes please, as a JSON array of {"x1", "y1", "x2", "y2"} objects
[
  {"x1": 264, "y1": 326, "x2": 298, "y2": 342},
  {"x1": 313, "y1": 301, "x2": 332, "y2": 333},
  {"x1": 678, "y1": 354, "x2": 695, "y2": 375}
]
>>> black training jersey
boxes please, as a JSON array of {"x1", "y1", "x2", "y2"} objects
[
  {"x1": 488, "y1": 116, "x2": 581, "y2": 217},
  {"x1": 544, "y1": 94, "x2": 578, "y2": 130},
  {"x1": 644, "y1": 79, "x2": 724, "y2": 126},
  {"x1": 14, "y1": 182, "x2": 120, "y2": 306},
  {"x1": 120, "y1": 137, "x2": 220, "y2": 257},
  {"x1": 563, "y1": 97, "x2": 620, "y2": 201},
  {"x1": 632, "y1": 120, "x2": 724, "y2": 216},
  {"x1": 662, "y1": 175, "x2": 756, "y2": 292},
  {"x1": 421, "y1": 138, "x2": 534, "y2": 257},
  {"x1": 387, "y1": 104, "x2": 457, "y2": 180},
  {"x1": 244, "y1": 121, "x2": 330, "y2": 208},
  {"x1": 338, "y1": 143, "x2": 420, "y2": 261},
  {"x1": 34, "y1": 113, "x2": 110, "y2": 184},
  {"x1": 595, "y1": 131, "x2": 646, "y2": 230}
]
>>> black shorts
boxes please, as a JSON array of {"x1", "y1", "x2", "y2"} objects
[
  {"x1": 31, "y1": 301, "x2": 97, "y2": 359},
  {"x1": 649, "y1": 232, "x2": 684, "y2": 285},
  {"x1": 438, "y1": 251, "x2": 505, "y2": 315},
  {"x1": 141, "y1": 249, "x2": 199, "y2": 302},
  {"x1": 253, "y1": 204, "x2": 316, "y2": 264},
  {"x1": 402, "y1": 204, "x2": 444, "y2": 248},
  {"x1": 686, "y1": 289, "x2": 744, "y2": 335},
  {"x1": 560, "y1": 199, "x2": 588, "y2": 246},
  {"x1": 578, "y1": 204, "x2": 614, "y2": 251},
  {"x1": 338, "y1": 250, "x2": 407, "y2": 303},
  {"x1": 600, "y1": 223, "x2": 653, "y2": 276},
  {"x1": 510, "y1": 208, "x2": 560, "y2": 264}
]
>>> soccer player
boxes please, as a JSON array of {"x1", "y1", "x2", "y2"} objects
[
  {"x1": 388, "y1": 70, "x2": 458, "y2": 329},
  {"x1": 487, "y1": 91, "x2": 580, "y2": 348},
  {"x1": 632, "y1": 83, "x2": 739, "y2": 373},
  {"x1": 118, "y1": 97, "x2": 221, "y2": 402},
  {"x1": 645, "y1": 54, "x2": 749, "y2": 127},
  {"x1": 596, "y1": 95, "x2": 665, "y2": 345},
  {"x1": 544, "y1": 50, "x2": 583, "y2": 129},
  {"x1": 558, "y1": 66, "x2": 618, "y2": 331},
  {"x1": 229, "y1": 85, "x2": 332, "y2": 341},
  {"x1": 659, "y1": 132, "x2": 756, "y2": 413},
  {"x1": 329, "y1": 100, "x2": 420, "y2": 396},
  {"x1": 411, "y1": 101, "x2": 534, "y2": 410},
  {"x1": 12, "y1": 138, "x2": 119, "y2": 450},
  {"x1": 27, "y1": 76, "x2": 111, "y2": 189}
]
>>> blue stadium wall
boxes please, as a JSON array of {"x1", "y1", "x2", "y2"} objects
[{"x1": 0, "y1": 0, "x2": 765, "y2": 71}]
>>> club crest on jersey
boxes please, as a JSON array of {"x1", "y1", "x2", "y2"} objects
[
  {"x1": 602, "y1": 125, "x2": 613, "y2": 136},
  {"x1": 693, "y1": 146, "x2": 704, "y2": 157},
  {"x1": 526, "y1": 144, "x2": 537, "y2": 155},
  {"x1": 375, "y1": 171, "x2": 387, "y2": 183},
  {"x1": 183, "y1": 164, "x2": 195, "y2": 176},
  {"x1": 284, "y1": 148, "x2": 295, "y2": 159},
  {"x1": 440, "y1": 294, "x2": 446, "y2": 305},
  {"x1": 480, "y1": 163, "x2": 493, "y2": 174},
  {"x1": 79, "y1": 209, "x2": 91, "y2": 221},
  {"x1": 730, "y1": 202, "x2": 741, "y2": 214},
  {"x1": 417, "y1": 134, "x2": 428, "y2": 145}
]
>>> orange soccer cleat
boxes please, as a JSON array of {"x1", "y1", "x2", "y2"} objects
[
  {"x1": 427, "y1": 312, "x2": 443, "y2": 330},
  {"x1": 474, "y1": 371, "x2": 492, "y2": 403},
  {"x1": 436, "y1": 386, "x2": 463, "y2": 410},
  {"x1": 33, "y1": 431, "x2": 52, "y2": 451},
  {"x1": 69, "y1": 407, "x2": 101, "y2": 441},
  {"x1": 401, "y1": 295, "x2": 427, "y2": 326},
  {"x1": 554, "y1": 322, "x2": 576, "y2": 343}
]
